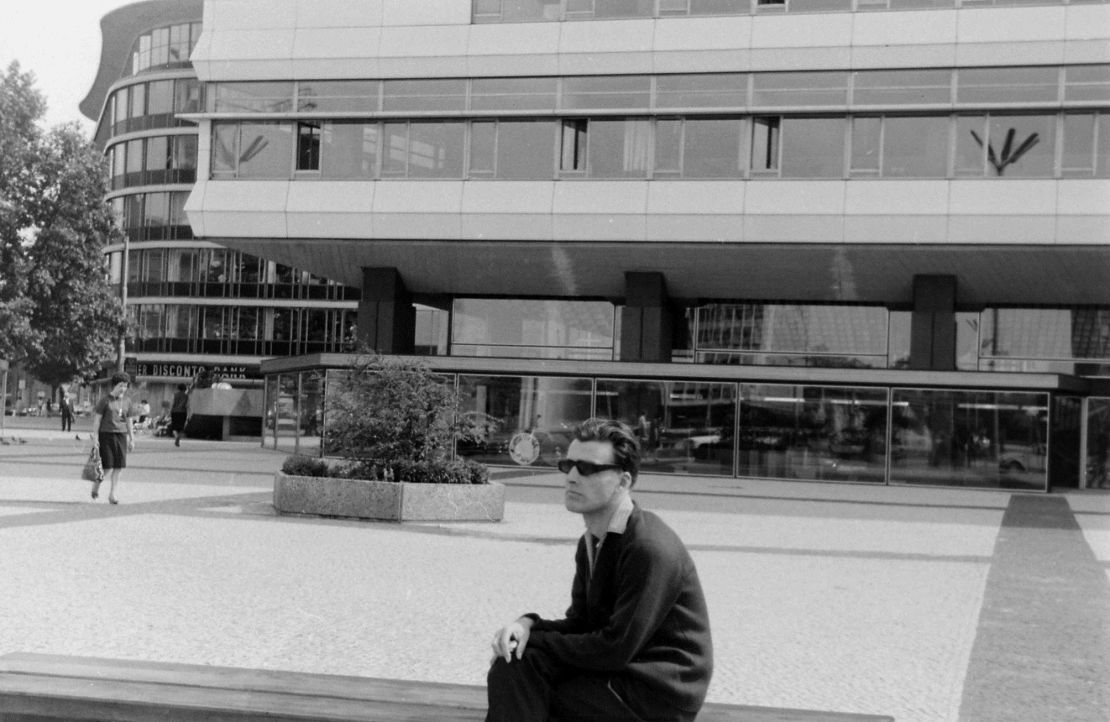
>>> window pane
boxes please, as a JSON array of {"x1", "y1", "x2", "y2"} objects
[
  {"x1": 853, "y1": 69, "x2": 951, "y2": 105},
  {"x1": 146, "y1": 80, "x2": 174, "y2": 115},
  {"x1": 752, "y1": 72, "x2": 848, "y2": 107},
  {"x1": 751, "y1": 117, "x2": 780, "y2": 172},
  {"x1": 562, "y1": 75, "x2": 652, "y2": 110},
  {"x1": 1099, "y1": 115, "x2": 1110, "y2": 178},
  {"x1": 592, "y1": 0, "x2": 654, "y2": 18},
  {"x1": 211, "y1": 82, "x2": 294, "y2": 113},
  {"x1": 174, "y1": 78, "x2": 202, "y2": 113},
  {"x1": 781, "y1": 117, "x2": 844, "y2": 178},
  {"x1": 851, "y1": 116, "x2": 881, "y2": 176},
  {"x1": 169, "y1": 192, "x2": 189, "y2": 227},
  {"x1": 126, "y1": 139, "x2": 143, "y2": 173},
  {"x1": 297, "y1": 122, "x2": 321, "y2": 171},
  {"x1": 955, "y1": 115, "x2": 985, "y2": 176},
  {"x1": 407, "y1": 122, "x2": 465, "y2": 178},
  {"x1": 144, "y1": 193, "x2": 168, "y2": 228},
  {"x1": 111, "y1": 144, "x2": 126, "y2": 178},
  {"x1": 469, "y1": 121, "x2": 495, "y2": 176},
  {"x1": 788, "y1": 0, "x2": 851, "y2": 10},
  {"x1": 958, "y1": 67, "x2": 1059, "y2": 104},
  {"x1": 495, "y1": 121, "x2": 555, "y2": 179},
  {"x1": 587, "y1": 119, "x2": 651, "y2": 178},
  {"x1": 1065, "y1": 65, "x2": 1110, "y2": 102},
  {"x1": 452, "y1": 298, "x2": 614, "y2": 348},
  {"x1": 457, "y1": 375, "x2": 593, "y2": 467},
  {"x1": 145, "y1": 136, "x2": 168, "y2": 171},
  {"x1": 654, "y1": 119, "x2": 682, "y2": 176},
  {"x1": 697, "y1": 304, "x2": 888, "y2": 355},
  {"x1": 490, "y1": 0, "x2": 562, "y2": 22},
  {"x1": 689, "y1": 0, "x2": 748, "y2": 14},
  {"x1": 471, "y1": 77, "x2": 558, "y2": 111},
  {"x1": 596, "y1": 379, "x2": 736, "y2": 477},
  {"x1": 882, "y1": 116, "x2": 948, "y2": 177},
  {"x1": 655, "y1": 73, "x2": 747, "y2": 109},
  {"x1": 890, "y1": 388, "x2": 1047, "y2": 492},
  {"x1": 297, "y1": 80, "x2": 379, "y2": 112},
  {"x1": 212, "y1": 123, "x2": 239, "y2": 177},
  {"x1": 172, "y1": 135, "x2": 197, "y2": 171},
  {"x1": 1062, "y1": 113, "x2": 1095, "y2": 176},
  {"x1": 382, "y1": 122, "x2": 407, "y2": 176},
  {"x1": 560, "y1": 120, "x2": 587, "y2": 172},
  {"x1": 322, "y1": 122, "x2": 378, "y2": 179},
  {"x1": 738, "y1": 384, "x2": 887, "y2": 484},
  {"x1": 237, "y1": 123, "x2": 293, "y2": 178},
  {"x1": 986, "y1": 114, "x2": 1054, "y2": 177},
  {"x1": 382, "y1": 79, "x2": 466, "y2": 112},
  {"x1": 130, "y1": 83, "x2": 146, "y2": 117},
  {"x1": 683, "y1": 118, "x2": 742, "y2": 178}
]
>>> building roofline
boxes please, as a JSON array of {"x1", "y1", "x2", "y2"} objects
[{"x1": 79, "y1": 0, "x2": 204, "y2": 123}]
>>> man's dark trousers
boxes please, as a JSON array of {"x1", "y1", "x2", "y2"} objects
[{"x1": 487, "y1": 645, "x2": 653, "y2": 721}]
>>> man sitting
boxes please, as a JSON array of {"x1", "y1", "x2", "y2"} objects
[{"x1": 486, "y1": 418, "x2": 713, "y2": 722}]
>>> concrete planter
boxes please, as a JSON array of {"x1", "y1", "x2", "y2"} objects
[{"x1": 273, "y1": 472, "x2": 505, "y2": 522}]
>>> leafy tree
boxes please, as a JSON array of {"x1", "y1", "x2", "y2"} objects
[
  {"x1": 0, "y1": 61, "x2": 43, "y2": 361},
  {"x1": 0, "y1": 61, "x2": 127, "y2": 390}
]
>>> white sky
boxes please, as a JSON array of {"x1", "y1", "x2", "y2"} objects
[{"x1": 1, "y1": 1, "x2": 137, "y2": 133}]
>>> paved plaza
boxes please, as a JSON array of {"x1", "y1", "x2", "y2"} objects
[{"x1": 0, "y1": 417, "x2": 1107, "y2": 721}]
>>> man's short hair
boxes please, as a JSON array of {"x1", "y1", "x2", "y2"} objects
[
  {"x1": 574, "y1": 418, "x2": 640, "y2": 486},
  {"x1": 110, "y1": 372, "x2": 131, "y2": 386}
]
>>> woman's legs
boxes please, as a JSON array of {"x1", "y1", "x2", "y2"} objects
[{"x1": 107, "y1": 467, "x2": 122, "y2": 504}]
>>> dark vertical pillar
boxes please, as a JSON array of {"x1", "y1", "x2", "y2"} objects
[
  {"x1": 909, "y1": 274, "x2": 956, "y2": 371},
  {"x1": 356, "y1": 267, "x2": 415, "y2": 355},
  {"x1": 620, "y1": 272, "x2": 673, "y2": 362}
]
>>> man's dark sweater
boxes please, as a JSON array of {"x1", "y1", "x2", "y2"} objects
[{"x1": 525, "y1": 504, "x2": 713, "y2": 717}]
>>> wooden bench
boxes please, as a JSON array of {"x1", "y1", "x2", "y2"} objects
[{"x1": 0, "y1": 652, "x2": 893, "y2": 721}]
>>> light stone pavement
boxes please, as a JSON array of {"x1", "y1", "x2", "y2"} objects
[{"x1": 0, "y1": 422, "x2": 1107, "y2": 721}]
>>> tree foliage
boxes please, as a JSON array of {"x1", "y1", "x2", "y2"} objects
[
  {"x1": 0, "y1": 61, "x2": 127, "y2": 386},
  {"x1": 324, "y1": 351, "x2": 488, "y2": 482}
]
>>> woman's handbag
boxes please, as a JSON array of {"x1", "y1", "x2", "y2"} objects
[{"x1": 81, "y1": 447, "x2": 103, "y2": 483}]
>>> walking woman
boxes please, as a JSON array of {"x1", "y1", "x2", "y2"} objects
[
  {"x1": 170, "y1": 382, "x2": 190, "y2": 447},
  {"x1": 90, "y1": 372, "x2": 135, "y2": 504}
]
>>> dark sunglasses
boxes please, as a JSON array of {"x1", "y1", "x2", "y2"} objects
[{"x1": 557, "y1": 459, "x2": 623, "y2": 476}]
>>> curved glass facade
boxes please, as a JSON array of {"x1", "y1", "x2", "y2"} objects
[{"x1": 92, "y1": 14, "x2": 359, "y2": 410}]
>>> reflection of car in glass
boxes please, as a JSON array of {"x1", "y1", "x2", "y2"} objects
[
  {"x1": 829, "y1": 428, "x2": 869, "y2": 458},
  {"x1": 738, "y1": 427, "x2": 790, "y2": 451},
  {"x1": 998, "y1": 442, "x2": 1046, "y2": 472}
]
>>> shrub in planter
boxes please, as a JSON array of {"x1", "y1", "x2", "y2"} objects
[
  {"x1": 280, "y1": 455, "x2": 332, "y2": 478},
  {"x1": 283, "y1": 351, "x2": 490, "y2": 485}
]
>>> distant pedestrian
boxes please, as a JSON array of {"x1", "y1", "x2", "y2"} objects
[
  {"x1": 90, "y1": 372, "x2": 135, "y2": 505},
  {"x1": 59, "y1": 392, "x2": 75, "y2": 432},
  {"x1": 170, "y1": 383, "x2": 190, "y2": 447}
]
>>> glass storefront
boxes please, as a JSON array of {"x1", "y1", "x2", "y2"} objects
[
  {"x1": 456, "y1": 375, "x2": 593, "y2": 466},
  {"x1": 738, "y1": 385, "x2": 888, "y2": 483},
  {"x1": 266, "y1": 365, "x2": 1070, "y2": 492},
  {"x1": 1086, "y1": 398, "x2": 1110, "y2": 489},
  {"x1": 595, "y1": 379, "x2": 736, "y2": 476},
  {"x1": 890, "y1": 389, "x2": 1049, "y2": 491}
]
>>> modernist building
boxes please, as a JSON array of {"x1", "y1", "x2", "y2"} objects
[
  {"x1": 181, "y1": 0, "x2": 1110, "y2": 490},
  {"x1": 79, "y1": 0, "x2": 360, "y2": 412}
]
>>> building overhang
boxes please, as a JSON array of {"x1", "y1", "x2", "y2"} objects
[
  {"x1": 261, "y1": 353, "x2": 1100, "y2": 395},
  {"x1": 202, "y1": 237, "x2": 1110, "y2": 309}
]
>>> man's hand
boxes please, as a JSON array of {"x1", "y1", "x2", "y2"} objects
[{"x1": 490, "y1": 616, "x2": 533, "y2": 663}]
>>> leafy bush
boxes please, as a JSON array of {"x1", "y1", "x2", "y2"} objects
[
  {"x1": 320, "y1": 351, "x2": 489, "y2": 484},
  {"x1": 281, "y1": 455, "x2": 332, "y2": 477}
]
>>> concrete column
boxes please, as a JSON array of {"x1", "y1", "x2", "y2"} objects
[
  {"x1": 620, "y1": 272, "x2": 673, "y2": 362},
  {"x1": 909, "y1": 274, "x2": 956, "y2": 371},
  {"x1": 356, "y1": 267, "x2": 415, "y2": 355}
]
